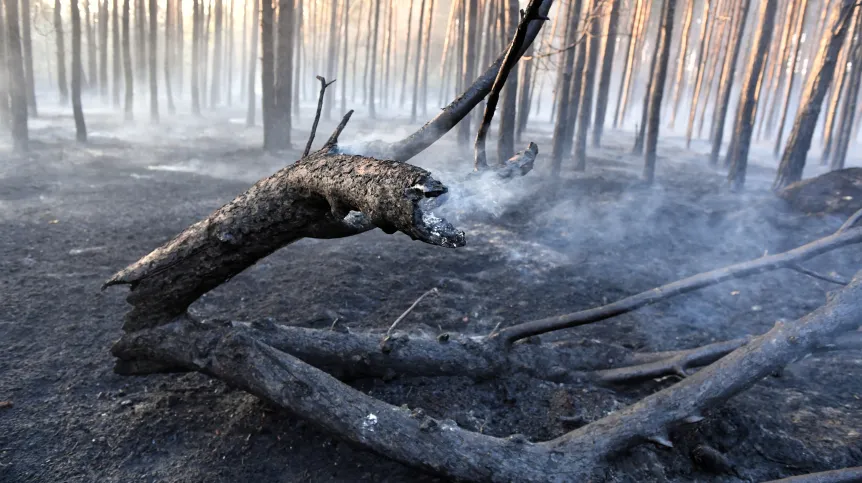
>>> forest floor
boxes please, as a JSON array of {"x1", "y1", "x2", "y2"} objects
[{"x1": 1, "y1": 104, "x2": 861, "y2": 483}]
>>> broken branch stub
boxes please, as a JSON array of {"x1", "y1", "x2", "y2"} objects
[{"x1": 104, "y1": 150, "x2": 463, "y2": 331}]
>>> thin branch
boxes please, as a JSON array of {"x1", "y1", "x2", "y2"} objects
[
  {"x1": 303, "y1": 75, "x2": 337, "y2": 158},
  {"x1": 386, "y1": 287, "x2": 438, "y2": 337},
  {"x1": 323, "y1": 110, "x2": 354, "y2": 149},
  {"x1": 838, "y1": 207, "x2": 862, "y2": 232},
  {"x1": 474, "y1": 1, "x2": 547, "y2": 171},
  {"x1": 788, "y1": 264, "x2": 849, "y2": 285},
  {"x1": 495, "y1": 220, "x2": 862, "y2": 346}
]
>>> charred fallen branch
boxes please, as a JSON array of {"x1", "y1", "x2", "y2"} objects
[{"x1": 764, "y1": 466, "x2": 862, "y2": 483}]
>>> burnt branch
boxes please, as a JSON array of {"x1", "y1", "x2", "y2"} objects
[
  {"x1": 789, "y1": 264, "x2": 850, "y2": 285},
  {"x1": 763, "y1": 466, "x2": 862, "y2": 482},
  {"x1": 495, "y1": 210, "x2": 862, "y2": 345},
  {"x1": 473, "y1": 1, "x2": 546, "y2": 171},
  {"x1": 303, "y1": 75, "x2": 337, "y2": 158}
]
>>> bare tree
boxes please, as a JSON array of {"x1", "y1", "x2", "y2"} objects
[
  {"x1": 685, "y1": 0, "x2": 714, "y2": 147},
  {"x1": 5, "y1": 0, "x2": 29, "y2": 150},
  {"x1": 244, "y1": 0, "x2": 258, "y2": 125},
  {"x1": 148, "y1": 0, "x2": 158, "y2": 121},
  {"x1": 456, "y1": 0, "x2": 479, "y2": 144},
  {"x1": 727, "y1": 0, "x2": 778, "y2": 190},
  {"x1": 99, "y1": 0, "x2": 109, "y2": 99},
  {"x1": 667, "y1": 0, "x2": 694, "y2": 128},
  {"x1": 122, "y1": 0, "x2": 133, "y2": 119},
  {"x1": 71, "y1": 0, "x2": 87, "y2": 142},
  {"x1": 85, "y1": 0, "x2": 97, "y2": 91},
  {"x1": 112, "y1": 0, "x2": 121, "y2": 106},
  {"x1": 210, "y1": 0, "x2": 223, "y2": 105},
  {"x1": 592, "y1": 0, "x2": 621, "y2": 147},
  {"x1": 643, "y1": 0, "x2": 677, "y2": 184},
  {"x1": 176, "y1": 0, "x2": 183, "y2": 95},
  {"x1": 772, "y1": 0, "x2": 811, "y2": 157},
  {"x1": 496, "y1": 0, "x2": 519, "y2": 164},
  {"x1": 55, "y1": 0, "x2": 70, "y2": 102},
  {"x1": 573, "y1": 0, "x2": 602, "y2": 171},
  {"x1": 830, "y1": 8, "x2": 862, "y2": 170},
  {"x1": 21, "y1": 0, "x2": 36, "y2": 115},
  {"x1": 708, "y1": 0, "x2": 751, "y2": 167},
  {"x1": 549, "y1": 0, "x2": 581, "y2": 176},
  {"x1": 272, "y1": 0, "x2": 294, "y2": 148},
  {"x1": 323, "y1": 0, "x2": 337, "y2": 119},
  {"x1": 0, "y1": 1, "x2": 9, "y2": 126},
  {"x1": 164, "y1": 0, "x2": 175, "y2": 113},
  {"x1": 135, "y1": 0, "x2": 146, "y2": 80},
  {"x1": 773, "y1": 0, "x2": 858, "y2": 191},
  {"x1": 261, "y1": 0, "x2": 275, "y2": 148},
  {"x1": 368, "y1": 0, "x2": 381, "y2": 118}
]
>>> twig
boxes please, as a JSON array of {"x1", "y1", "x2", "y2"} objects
[
  {"x1": 323, "y1": 110, "x2": 354, "y2": 149},
  {"x1": 789, "y1": 264, "x2": 849, "y2": 285},
  {"x1": 838, "y1": 207, "x2": 862, "y2": 233},
  {"x1": 762, "y1": 466, "x2": 862, "y2": 483},
  {"x1": 495, "y1": 214, "x2": 862, "y2": 345},
  {"x1": 386, "y1": 288, "x2": 438, "y2": 337},
  {"x1": 303, "y1": 76, "x2": 337, "y2": 158},
  {"x1": 474, "y1": 1, "x2": 547, "y2": 171}
]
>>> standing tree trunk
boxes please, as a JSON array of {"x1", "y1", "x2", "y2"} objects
[
  {"x1": 830, "y1": 9, "x2": 862, "y2": 170},
  {"x1": 667, "y1": 0, "x2": 694, "y2": 128},
  {"x1": 409, "y1": 0, "x2": 426, "y2": 122},
  {"x1": 0, "y1": 0, "x2": 9, "y2": 126},
  {"x1": 56, "y1": 0, "x2": 69, "y2": 102},
  {"x1": 324, "y1": 0, "x2": 337, "y2": 120},
  {"x1": 226, "y1": 0, "x2": 234, "y2": 105},
  {"x1": 708, "y1": 0, "x2": 751, "y2": 167},
  {"x1": 515, "y1": 41, "x2": 535, "y2": 144},
  {"x1": 368, "y1": 0, "x2": 381, "y2": 118},
  {"x1": 135, "y1": 0, "x2": 146, "y2": 81},
  {"x1": 148, "y1": 0, "x2": 158, "y2": 121},
  {"x1": 261, "y1": 0, "x2": 275, "y2": 149},
  {"x1": 122, "y1": 0, "x2": 133, "y2": 119},
  {"x1": 632, "y1": 5, "x2": 662, "y2": 155},
  {"x1": 773, "y1": 0, "x2": 857, "y2": 191},
  {"x1": 613, "y1": 0, "x2": 641, "y2": 128},
  {"x1": 21, "y1": 0, "x2": 37, "y2": 116},
  {"x1": 164, "y1": 0, "x2": 175, "y2": 113},
  {"x1": 201, "y1": 0, "x2": 211, "y2": 109},
  {"x1": 340, "y1": 0, "x2": 349, "y2": 113},
  {"x1": 86, "y1": 0, "x2": 97, "y2": 91},
  {"x1": 573, "y1": 0, "x2": 602, "y2": 170},
  {"x1": 549, "y1": 0, "x2": 580, "y2": 175},
  {"x1": 398, "y1": 0, "x2": 413, "y2": 106},
  {"x1": 71, "y1": 0, "x2": 88, "y2": 142},
  {"x1": 192, "y1": 0, "x2": 202, "y2": 115},
  {"x1": 244, "y1": 0, "x2": 258, "y2": 125},
  {"x1": 497, "y1": 0, "x2": 519, "y2": 164},
  {"x1": 5, "y1": 0, "x2": 29, "y2": 150},
  {"x1": 420, "y1": 0, "x2": 435, "y2": 116},
  {"x1": 456, "y1": 0, "x2": 479, "y2": 144},
  {"x1": 773, "y1": 0, "x2": 811, "y2": 157},
  {"x1": 592, "y1": 0, "x2": 621, "y2": 147},
  {"x1": 99, "y1": 0, "x2": 109, "y2": 99},
  {"x1": 684, "y1": 0, "x2": 713, "y2": 147},
  {"x1": 241, "y1": 0, "x2": 247, "y2": 99},
  {"x1": 210, "y1": 0, "x2": 223, "y2": 106},
  {"x1": 821, "y1": 34, "x2": 851, "y2": 164},
  {"x1": 273, "y1": 0, "x2": 293, "y2": 148},
  {"x1": 112, "y1": 0, "x2": 121, "y2": 106},
  {"x1": 643, "y1": 0, "x2": 676, "y2": 184},
  {"x1": 176, "y1": 0, "x2": 183, "y2": 95},
  {"x1": 727, "y1": 0, "x2": 777, "y2": 190},
  {"x1": 616, "y1": 0, "x2": 651, "y2": 127}
]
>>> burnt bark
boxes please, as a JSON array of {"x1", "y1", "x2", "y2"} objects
[
  {"x1": 261, "y1": 0, "x2": 275, "y2": 148},
  {"x1": 271, "y1": 0, "x2": 294, "y2": 148},
  {"x1": 642, "y1": 0, "x2": 676, "y2": 184},
  {"x1": 71, "y1": 0, "x2": 88, "y2": 142},
  {"x1": 549, "y1": 0, "x2": 580, "y2": 176},
  {"x1": 21, "y1": 0, "x2": 36, "y2": 115},
  {"x1": 210, "y1": 0, "x2": 223, "y2": 106},
  {"x1": 573, "y1": 0, "x2": 602, "y2": 171},
  {"x1": 773, "y1": 1, "x2": 858, "y2": 191},
  {"x1": 6, "y1": 0, "x2": 29, "y2": 151},
  {"x1": 592, "y1": 0, "x2": 621, "y2": 147},
  {"x1": 830, "y1": 8, "x2": 862, "y2": 170},
  {"x1": 496, "y1": 0, "x2": 519, "y2": 164},
  {"x1": 727, "y1": 0, "x2": 778, "y2": 191}
]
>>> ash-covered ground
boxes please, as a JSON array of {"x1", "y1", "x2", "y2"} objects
[{"x1": 1, "y1": 106, "x2": 861, "y2": 482}]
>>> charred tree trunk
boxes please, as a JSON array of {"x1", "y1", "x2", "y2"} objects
[
  {"x1": 496, "y1": 0, "x2": 519, "y2": 164},
  {"x1": 643, "y1": 0, "x2": 676, "y2": 184},
  {"x1": 112, "y1": 0, "x2": 121, "y2": 106},
  {"x1": 831, "y1": 9, "x2": 862, "y2": 170},
  {"x1": 592, "y1": 0, "x2": 621, "y2": 147},
  {"x1": 20, "y1": 0, "x2": 36, "y2": 115},
  {"x1": 821, "y1": 31, "x2": 852, "y2": 165},
  {"x1": 727, "y1": 0, "x2": 778, "y2": 190},
  {"x1": 773, "y1": 1, "x2": 857, "y2": 191},
  {"x1": 549, "y1": 0, "x2": 580, "y2": 176},
  {"x1": 261, "y1": 0, "x2": 275, "y2": 149},
  {"x1": 573, "y1": 0, "x2": 602, "y2": 171},
  {"x1": 210, "y1": 0, "x2": 223, "y2": 106},
  {"x1": 6, "y1": 0, "x2": 28, "y2": 150},
  {"x1": 71, "y1": 0, "x2": 88, "y2": 142},
  {"x1": 632, "y1": 7, "x2": 662, "y2": 156},
  {"x1": 667, "y1": 0, "x2": 694, "y2": 128},
  {"x1": 773, "y1": 0, "x2": 811, "y2": 157},
  {"x1": 708, "y1": 0, "x2": 751, "y2": 167},
  {"x1": 684, "y1": 0, "x2": 713, "y2": 147},
  {"x1": 410, "y1": 0, "x2": 427, "y2": 122},
  {"x1": 56, "y1": 0, "x2": 69, "y2": 102},
  {"x1": 122, "y1": 0, "x2": 133, "y2": 119},
  {"x1": 244, "y1": 0, "x2": 258, "y2": 125},
  {"x1": 192, "y1": 0, "x2": 202, "y2": 115},
  {"x1": 616, "y1": 0, "x2": 651, "y2": 127},
  {"x1": 456, "y1": 0, "x2": 479, "y2": 145},
  {"x1": 99, "y1": 0, "x2": 109, "y2": 100},
  {"x1": 148, "y1": 0, "x2": 158, "y2": 121},
  {"x1": 272, "y1": 0, "x2": 293, "y2": 148},
  {"x1": 164, "y1": 0, "x2": 175, "y2": 113},
  {"x1": 515, "y1": 42, "x2": 534, "y2": 144}
]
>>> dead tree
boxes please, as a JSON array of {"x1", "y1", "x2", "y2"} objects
[
  {"x1": 148, "y1": 0, "x2": 158, "y2": 121},
  {"x1": 99, "y1": 0, "x2": 109, "y2": 100},
  {"x1": 410, "y1": 0, "x2": 427, "y2": 122},
  {"x1": 5, "y1": 0, "x2": 28, "y2": 150},
  {"x1": 773, "y1": 0, "x2": 858, "y2": 191},
  {"x1": 176, "y1": 0, "x2": 183, "y2": 96},
  {"x1": 122, "y1": 0, "x2": 133, "y2": 119},
  {"x1": 708, "y1": 0, "x2": 751, "y2": 167},
  {"x1": 272, "y1": 0, "x2": 294, "y2": 148},
  {"x1": 210, "y1": 0, "x2": 223, "y2": 106},
  {"x1": 399, "y1": 0, "x2": 415, "y2": 107},
  {"x1": 103, "y1": 2, "x2": 862, "y2": 480},
  {"x1": 135, "y1": 0, "x2": 146, "y2": 81},
  {"x1": 684, "y1": 0, "x2": 714, "y2": 147},
  {"x1": 20, "y1": 0, "x2": 36, "y2": 116},
  {"x1": 613, "y1": 0, "x2": 641, "y2": 128},
  {"x1": 592, "y1": 0, "x2": 621, "y2": 147},
  {"x1": 55, "y1": 0, "x2": 69, "y2": 102},
  {"x1": 773, "y1": 0, "x2": 811, "y2": 157},
  {"x1": 260, "y1": 0, "x2": 275, "y2": 148},
  {"x1": 549, "y1": 0, "x2": 581, "y2": 176},
  {"x1": 830, "y1": 8, "x2": 862, "y2": 170},
  {"x1": 727, "y1": 0, "x2": 778, "y2": 191},
  {"x1": 667, "y1": 0, "x2": 694, "y2": 128},
  {"x1": 0, "y1": 2, "x2": 8, "y2": 127},
  {"x1": 456, "y1": 0, "x2": 479, "y2": 145},
  {"x1": 323, "y1": 0, "x2": 337, "y2": 120},
  {"x1": 419, "y1": 0, "x2": 435, "y2": 116},
  {"x1": 244, "y1": 0, "x2": 258, "y2": 125},
  {"x1": 643, "y1": 0, "x2": 676, "y2": 184},
  {"x1": 573, "y1": 0, "x2": 602, "y2": 171},
  {"x1": 71, "y1": 0, "x2": 87, "y2": 142},
  {"x1": 164, "y1": 0, "x2": 175, "y2": 113},
  {"x1": 85, "y1": 0, "x2": 96, "y2": 91},
  {"x1": 495, "y1": 0, "x2": 519, "y2": 163},
  {"x1": 112, "y1": 0, "x2": 120, "y2": 106},
  {"x1": 340, "y1": 0, "x2": 349, "y2": 113},
  {"x1": 192, "y1": 0, "x2": 202, "y2": 116}
]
